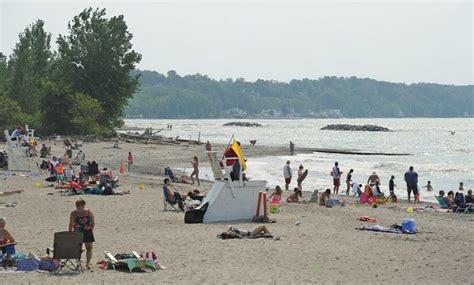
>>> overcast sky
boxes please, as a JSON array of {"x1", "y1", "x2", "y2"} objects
[{"x1": 1, "y1": 1, "x2": 473, "y2": 85}]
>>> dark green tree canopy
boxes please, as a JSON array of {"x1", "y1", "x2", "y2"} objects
[
  {"x1": 56, "y1": 7, "x2": 142, "y2": 128},
  {"x1": 127, "y1": 70, "x2": 474, "y2": 119}
]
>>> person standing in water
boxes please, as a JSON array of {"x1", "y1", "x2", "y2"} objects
[
  {"x1": 332, "y1": 162, "x2": 342, "y2": 195},
  {"x1": 190, "y1": 156, "x2": 200, "y2": 186},
  {"x1": 283, "y1": 160, "x2": 292, "y2": 191},
  {"x1": 289, "y1": 141, "x2": 295, "y2": 155},
  {"x1": 205, "y1": 141, "x2": 212, "y2": 151},
  {"x1": 404, "y1": 166, "x2": 418, "y2": 203},
  {"x1": 345, "y1": 169, "x2": 354, "y2": 196},
  {"x1": 423, "y1": 181, "x2": 433, "y2": 192}
]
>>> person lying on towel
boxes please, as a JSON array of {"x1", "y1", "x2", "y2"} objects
[{"x1": 225, "y1": 225, "x2": 273, "y2": 238}]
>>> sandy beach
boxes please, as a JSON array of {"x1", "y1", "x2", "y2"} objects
[{"x1": 0, "y1": 139, "x2": 473, "y2": 284}]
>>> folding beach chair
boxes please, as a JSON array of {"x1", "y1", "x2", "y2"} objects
[
  {"x1": 104, "y1": 251, "x2": 156, "y2": 272},
  {"x1": 454, "y1": 193, "x2": 473, "y2": 213},
  {"x1": 436, "y1": 196, "x2": 448, "y2": 209},
  {"x1": 51, "y1": 231, "x2": 84, "y2": 274},
  {"x1": 164, "y1": 167, "x2": 179, "y2": 183}
]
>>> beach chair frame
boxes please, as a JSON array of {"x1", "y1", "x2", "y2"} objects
[{"x1": 51, "y1": 231, "x2": 84, "y2": 275}]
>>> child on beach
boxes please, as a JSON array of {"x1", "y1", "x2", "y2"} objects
[
  {"x1": 388, "y1": 176, "x2": 398, "y2": 202},
  {"x1": 56, "y1": 162, "x2": 65, "y2": 187},
  {"x1": 286, "y1": 188, "x2": 302, "y2": 203},
  {"x1": 268, "y1": 186, "x2": 283, "y2": 203},
  {"x1": 459, "y1": 182, "x2": 464, "y2": 192},
  {"x1": 127, "y1": 152, "x2": 133, "y2": 171},
  {"x1": 422, "y1": 181, "x2": 433, "y2": 192}
]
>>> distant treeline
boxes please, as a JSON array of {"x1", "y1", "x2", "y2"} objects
[{"x1": 126, "y1": 70, "x2": 473, "y2": 119}]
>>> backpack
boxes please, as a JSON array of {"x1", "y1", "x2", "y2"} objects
[{"x1": 184, "y1": 203, "x2": 208, "y2": 224}]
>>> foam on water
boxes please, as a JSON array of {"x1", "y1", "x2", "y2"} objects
[{"x1": 126, "y1": 118, "x2": 474, "y2": 202}]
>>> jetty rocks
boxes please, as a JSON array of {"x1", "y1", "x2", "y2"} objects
[
  {"x1": 321, "y1": 124, "x2": 391, "y2": 132},
  {"x1": 223, "y1": 122, "x2": 262, "y2": 127}
]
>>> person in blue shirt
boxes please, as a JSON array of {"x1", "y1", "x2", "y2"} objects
[
  {"x1": 10, "y1": 127, "x2": 21, "y2": 141},
  {"x1": 404, "y1": 166, "x2": 418, "y2": 203}
]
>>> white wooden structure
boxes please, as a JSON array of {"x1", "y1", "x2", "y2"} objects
[
  {"x1": 3, "y1": 129, "x2": 32, "y2": 171},
  {"x1": 201, "y1": 151, "x2": 267, "y2": 223}
]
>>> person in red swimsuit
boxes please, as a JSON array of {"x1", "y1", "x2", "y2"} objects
[{"x1": 0, "y1": 217, "x2": 16, "y2": 256}]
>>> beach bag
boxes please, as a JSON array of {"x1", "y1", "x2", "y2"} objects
[
  {"x1": 39, "y1": 259, "x2": 59, "y2": 271},
  {"x1": 184, "y1": 203, "x2": 208, "y2": 224},
  {"x1": 15, "y1": 258, "x2": 39, "y2": 271},
  {"x1": 101, "y1": 186, "x2": 114, "y2": 196}
]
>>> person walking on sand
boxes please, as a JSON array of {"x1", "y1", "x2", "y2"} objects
[
  {"x1": 289, "y1": 141, "x2": 295, "y2": 155},
  {"x1": 69, "y1": 199, "x2": 95, "y2": 270},
  {"x1": 404, "y1": 166, "x2": 418, "y2": 203},
  {"x1": 190, "y1": 156, "x2": 200, "y2": 186},
  {"x1": 345, "y1": 169, "x2": 354, "y2": 196},
  {"x1": 332, "y1": 162, "x2": 342, "y2": 195},
  {"x1": 127, "y1": 152, "x2": 133, "y2": 171},
  {"x1": 283, "y1": 161, "x2": 292, "y2": 191}
]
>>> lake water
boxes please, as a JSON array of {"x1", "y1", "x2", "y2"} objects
[{"x1": 124, "y1": 118, "x2": 474, "y2": 201}]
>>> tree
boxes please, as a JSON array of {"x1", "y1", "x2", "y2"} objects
[
  {"x1": 0, "y1": 96, "x2": 32, "y2": 131},
  {"x1": 39, "y1": 81, "x2": 103, "y2": 135},
  {"x1": 7, "y1": 20, "x2": 52, "y2": 113},
  {"x1": 56, "y1": 7, "x2": 142, "y2": 129}
]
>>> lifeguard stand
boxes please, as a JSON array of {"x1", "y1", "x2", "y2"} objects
[
  {"x1": 200, "y1": 151, "x2": 267, "y2": 223},
  {"x1": 3, "y1": 129, "x2": 32, "y2": 171}
]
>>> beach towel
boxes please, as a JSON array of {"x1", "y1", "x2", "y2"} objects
[{"x1": 359, "y1": 216, "x2": 378, "y2": 223}]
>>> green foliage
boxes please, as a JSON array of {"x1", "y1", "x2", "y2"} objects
[
  {"x1": 56, "y1": 7, "x2": 141, "y2": 129},
  {"x1": 127, "y1": 71, "x2": 474, "y2": 118},
  {"x1": 6, "y1": 20, "x2": 52, "y2": 113},
  {"x1": 0, "y1": 96, "x2": 33, "y2": 131},
  {"x1": 39, "y1": 81, "x2": 104, "y2": 135},
  {"x1": 1, "y1": 8, "x2": 140, "y2": 136}
]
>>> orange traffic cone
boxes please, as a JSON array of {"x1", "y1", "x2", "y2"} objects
[{"x1": 119, "y1": 160, "x2": 125, "y2": 174}]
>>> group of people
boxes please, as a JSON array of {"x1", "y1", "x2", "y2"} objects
[
  {"x1": 437, "y1": 188, "x2": 473, "y2": 211},
  {"x1": 282, "y1": 160, "x2": 470, "y2": 205}
]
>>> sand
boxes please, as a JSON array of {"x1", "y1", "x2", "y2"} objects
[{"x1": 0, "y1": 140, "x2": 473, "y2": 284}]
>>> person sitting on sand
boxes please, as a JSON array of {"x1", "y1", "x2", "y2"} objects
[
  {"x1": 268, "y1": 186, "x2": 283, "y2": 203},
  {"x1": 286, "y1": 188, "x2": 302, "y2": 203},
  {"x1": 225, "y1": 225, "x2": 273, "y2": 238},
  {"x1": 0, "y1": 217, "x2": 16, "y2": 259},
  {"x1": 465, "y1": 190, "x2": 474, "y2": 204},
  {"x1": 445, "y1": 191, "x2": 456, "y2": 210},
  {"x1": 310, "y1": 190, "x2": 319, "y2": 203},
  {"x1": 69, "y1": 199, "x2": 95, "y2": 270},
  {"x1": 163, "y1": 178, "x2": 185, "y2": 210},
  {"x1": 319, "y1": 189, "x2": 331, "y2": 206},
  {"x1": 352, "y1": 183, "x2": 362, "y2": 197}
]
